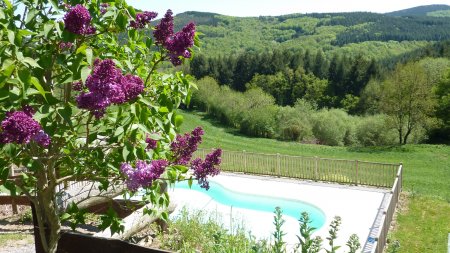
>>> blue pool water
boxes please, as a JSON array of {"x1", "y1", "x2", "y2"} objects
[{"x1": 175, "y1": 180, "x2": 326, "y2": 229}]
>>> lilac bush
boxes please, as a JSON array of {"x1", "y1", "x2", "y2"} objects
[
  {"x1": 0, "y1": 1, "x2": 214, "y2": 253},
  {"x1": 154, "y1": 10, "x2": 196, "y2": 66},
  {"x1": 0, "y1": 109, "x2": 50, "y2": 147},
  {"x1": 63, "y1": 4, "x2": 95, "y2": 35}
]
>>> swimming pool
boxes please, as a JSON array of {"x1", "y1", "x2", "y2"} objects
[{"x1": 175, "y1": 180, "x2": 326, "y2": 229}]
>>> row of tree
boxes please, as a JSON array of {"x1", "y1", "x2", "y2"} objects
[
  {"x1": 189, "y1": 49, "x2": 379, "y2": 112},
  {"x1": 189, "y1": 58, "x2": 450, "y2": 144}
]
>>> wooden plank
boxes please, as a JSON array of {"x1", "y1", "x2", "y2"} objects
[
  {"x1": 0, "y1": 196, "x2": 31, "y2": 205},
  {"x1": 58, "y1": 232, "x2": 174, "y2": 253}
]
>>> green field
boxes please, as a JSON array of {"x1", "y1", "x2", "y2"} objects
[{"x1": 179, "y1": 110, "x2": 450, "y2": 253}]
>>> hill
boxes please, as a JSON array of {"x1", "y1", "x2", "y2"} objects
[
  {"x1": 386, "y1": 4, "x2": 450, "y2": 17},
  {"x1": 172, "y1": 8, "x2": 450, "y2": 58}
]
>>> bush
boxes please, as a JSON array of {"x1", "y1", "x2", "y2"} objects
[
  {"x1": 240, "y1": 105, "x2": 278, "y2": 138},
  {"x1": 276, "y1": 106, "x2": 314, "y2": 142},
  {"x1": 311, "y1": 109, "x2": 354, "y2": 146},
  {"x1": 355, "y1": 114, "x2": 397, "y2": 146}
]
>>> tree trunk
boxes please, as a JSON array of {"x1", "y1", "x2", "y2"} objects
[
  {"x1": 403, "y1": 128, "x2": 412, "y2": 145},
  {"x1": 398, "y1": 128, "x2": 403, "y2": 145},
  {"x1": 35, "y1": 164, "x2": 61, "y2": 253}
]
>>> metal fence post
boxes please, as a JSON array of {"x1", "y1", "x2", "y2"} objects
[{"x1": 355, "y1": 160, "x2": 359, "y2": 185}]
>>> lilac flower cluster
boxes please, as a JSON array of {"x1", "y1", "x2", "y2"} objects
[
  {"x1": 120, "y1": 159, "x2": 168, "y2": 191},
  {"x1": 63, "y1": 4, "x2": 95, "y2": 35},
  {"x1": 72, "y1": 81, "x2": 83, "y2": 91},
  {"x1": 59, "y1": 42, "x2": 73, "y2": 51},
  {"x1": 0, "y1": 108, "x2": 51, "y2": 147},
  {"x1": 170, "y1": 127, "x2": 204, "y2": 165},
  {"x1": 153, "y1": 10, "x2": 196, "y2": 66},
  {"x1": 153, "y1": 10, "x2": 174, "y2": 46},
  {"x1": 100, "y1": 3, "x2": 109, "y2": 15},
  {"x1": 166, "y1": 22, "x2": 196, "y2": 66},
  {"x1": 76, "y1": 59, "x2": 144, "y2": 118},
  {"x1": 130, "y1": 11, "x2": 158, "y2": 29},
  {"x1": 191, "y1": 149, "x2": 222, "y2": 190},
  {"x1": 145, "y1": 135, "x2": 157, "y2": 150}
]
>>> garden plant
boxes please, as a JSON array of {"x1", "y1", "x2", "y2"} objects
[{"x1": 0, "y1": 0, "x2": 222, "y2": 253}]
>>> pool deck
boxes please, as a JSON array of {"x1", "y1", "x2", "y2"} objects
[{"x1": 169, "y1": 172, "x2": 390, "y2": 253}]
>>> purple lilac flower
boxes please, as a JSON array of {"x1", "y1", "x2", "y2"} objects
[
  {"x1": 130, "y1": 11, "x2": 158, "y2": 29},
  {"x1": 33, "y1": 130, "x2": 51, "y2": 147},
  {"x1": 120, "y1": 160, "x2": 168, "y2": 191},
  {"x1": 59, "y1": 42, "x2": 73, "y2": 51},
  {"x1": 76, "y1": 59, "x2": 144, "y2": 118},
  {"x1": 63, "y1": 4, "x2": 95, "y2": 35},
  {"x1": 100, "y1": 3, "x2": 109, "y2": 15},
  {"x1": 170, "y1": 127, "x2": 204, "y2": 165},
  {"x1": 153, "y1": 9, "x2": 174, "y2": 46},
  {"x1": 191, "y1": 149, "x2": 222, "y2": 190},
  {"x1": 72, "y1": 81, "x2": 83, "y2": 91},
  {"x1": 166, "y1": 22, "x2": 196, "y2": 66},
  {"x1": 0, "y1": 109, "x2": 51, "y2": 147},
  {"x1": 122, "y1": 74, "x2": 144, "y2": 101},
  {"x1": 76, "y1": 92, "x2": 109, "y2": 118},
  {"x1": 145, "y1": 135, "x2": 157, "y2": 150},
  {"x1": 22, "y1": 105, "x2": 35, "y2": 117}
]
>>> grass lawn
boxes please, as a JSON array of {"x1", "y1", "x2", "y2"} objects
[
  {"x1": 0, "y1": 233, "x2": 33, "y2": 246},
  {"x1": 179, "y1": 110, "x2": 450, "y2": 252}
]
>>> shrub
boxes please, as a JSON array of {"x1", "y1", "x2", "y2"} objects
[
  {"x1": 355, "y1": 114, "x2": 397, "y2": 146},
  {"x1": 311, "y1": 109, "x2": 353, "y2": 146},
  {"x1": 240, "y1": 105, "x2": 278, "y2": 138},
  {"x1": 276, "y1": 106, "x2": 314, "y2": 142}
]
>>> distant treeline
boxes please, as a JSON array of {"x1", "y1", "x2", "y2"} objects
[
  {"x1": 189, "y1": 41, "x2": 450, "y2": 114},
  {"x1": 190, "y1": 48, "x2": 378, "y2": 113}
]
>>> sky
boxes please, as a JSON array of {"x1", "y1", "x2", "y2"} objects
[{"x1": 127, "y1": 0, "x2": 450, "y2": 17}]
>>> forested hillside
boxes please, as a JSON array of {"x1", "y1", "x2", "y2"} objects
[
  {"x1": 173, "y1": 5, "x2": 450, "y2": 57},
  {"x1": 386, "y1": 4, "x2": 450, "y2": 17},
  {"x1": 173, "y1": 6, "x2": 450, "y2": 145}
]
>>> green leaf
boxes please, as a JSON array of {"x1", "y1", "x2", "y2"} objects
[
  {"x1": 60, "y1": 213, "x2": 71, "y2": 221},
  {"x1": 161, "y1": 211, "x2": 168, "y2": 221},
  {"x1": 86, "y1": 48, "x2": 93, "y2": 66},
  {"x1": 76, "y1": 44, "x2": 87, "y2": 55},
  {"x1": 174, "y1": 114, "x2": 184, "y2": 127},
  {"x1": 114, "y1": 126, "x2": 124, "y2": 138},
  {"x1": 1, "y1": 60, "x2": 15, "y2": 77},
  {"x1": 145, "y1": 37, "x2": 153, "y2": 49},
  {"x1": 30, "y1": 77, "x2": 47, "y2": 101},
  {"x1": 159, "y1": 107, "x2": 169, "y2": 113},
  {"x1": 43, "y1": 23, "x2": 53, "y2": 38},
  {"x1": 25, "y1": 9, "x2": 38, "y2": 25},
  {"x1": 22, "y1": 57, "x2": 42, "y2": 68},
  {"x1": 7, "y1": 30, "x2": 14, "y2": 44},
  {"x1": 127, "y1": 6, "x2": 136, "y2": 18},
  {"x1": 115, "y1": 11, "x2": 128, "y2": 30},
  {"x1": 102, "y1": 10, "x2": 115, "y2": 18},
  {"x1": 3, "y1": 0, "x2": 12, "y2": 11},
  {"x1": 58, "y1": 106, "x2": 73, "y2": 127},
  {"x1": 81, "y1": 65, "x2": 91, "y2": 83},
  {"x1": 122, "y1": 145, "x2": 131, "y2": 161}
]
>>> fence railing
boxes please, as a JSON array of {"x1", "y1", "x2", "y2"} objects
[
  {"x1": 371, "y1": 164, "x2": 403, "y2": 253},
  {"x1": 196, "y1": 149, "x2": 402, "y2": 253},
  {"x1": 195, "y1": 149, "x2": 400, "y2": 188}
]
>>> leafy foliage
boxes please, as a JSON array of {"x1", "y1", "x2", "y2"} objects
[{"x1": 0, "y1": 1, "x2": 217, "y2": 253}]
